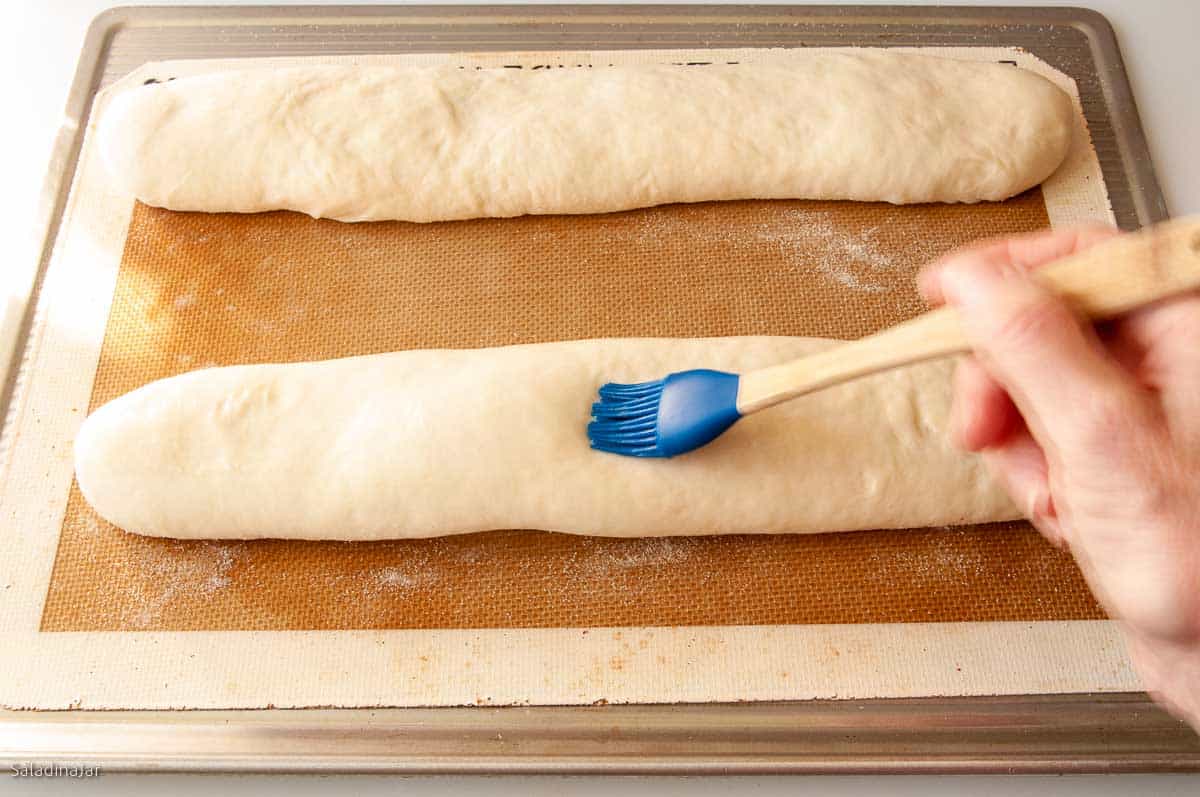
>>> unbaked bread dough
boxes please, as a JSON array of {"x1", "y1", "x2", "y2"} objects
[
  {"x1": 96, "y1": 53, "x2": 1073, "y2": 223},
  {"x1": 74, "y1": 337, "x2": 1018, "y2": 540}
]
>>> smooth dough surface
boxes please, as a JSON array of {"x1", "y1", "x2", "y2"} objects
[
  {"x1": 75, "y1": 337, "x2": 1019, "y2": 540},
  {"x1": 96, "y1": 53, "x2": 1074, "y2": 223}
]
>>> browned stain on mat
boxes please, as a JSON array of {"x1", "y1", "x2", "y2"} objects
[{"x1": 41, "y1": 193, "x2": 1105, "y2": 631}]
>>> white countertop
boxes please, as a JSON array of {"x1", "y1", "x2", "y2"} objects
[{"x1": 2, "y1": 1, "x2": 1197, "y2": 794}]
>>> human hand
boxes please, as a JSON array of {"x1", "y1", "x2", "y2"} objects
[{"x1": 919, "y1": 225, "x2": 1200, "y2": 725}]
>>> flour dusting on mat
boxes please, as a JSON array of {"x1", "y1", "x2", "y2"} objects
[
  {"x1": 758, "y1": 210, "x2": 896, "y2": 294},
  {"x1": 375, "y1": 567, "x2": 418, "y2": 590},
  {"x1": 617, "y1": 204, "x2": 904, "y2": 294},
  {"x1": 599, "y1": 537, "x2": 699, "y2": 569},
  {"x1": 359, "y1": 555, "x2": 443, "y2": 598},
  {"x1": 353, "y1": 535, "x2": 701, "y2": 604},
  {"x1": 122, "y1": 541, "x2": 245, "y2": 629}
]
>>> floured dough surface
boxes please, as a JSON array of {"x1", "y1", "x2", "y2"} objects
[
  {"x1": 74, "y1": 337, "x2": 1018, "y2": 540},
  {"x1": 96, "y1": 53, "x2": 1073, "y2": 223}
]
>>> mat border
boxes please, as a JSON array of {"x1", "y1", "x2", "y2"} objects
[{"x1": 1, "y1": 3, "x2": 1193, "y2": 775}]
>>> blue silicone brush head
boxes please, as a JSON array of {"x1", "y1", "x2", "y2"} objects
[{"x1": 587, "y1": 369, "x2": 742, "y2": 458}]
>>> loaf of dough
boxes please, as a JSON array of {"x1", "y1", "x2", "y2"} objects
[
  {"x1": 96, "y1": 53, "x2": 1073, "y2": 223},
  {"x1": 74, "y1": 337, "x2": 1018, "y2": 540}
]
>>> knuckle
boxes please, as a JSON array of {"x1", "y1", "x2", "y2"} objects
[
  {"x1": 1125, "y1": 477, "x2": 1176, "y2": 528},
  {"x1": 990, "y1": 295, "x2": 1072, "y2": 351},
  {"x1": 1115, "y1": 567, "x2": 1199, "y2": 643},
  {"x1": 1066, "y1": 411, "x2": 1176, "y2": 522},
  {"x1": 1070, "y1": 395, "x2": 1154, "y2": 471},
  {"x1": 1079, "y1": 391, "x2": 1130, "y2": 445},
  {"x1": 1073, "y1": 389, "x2": 1161, "y2": 458}
]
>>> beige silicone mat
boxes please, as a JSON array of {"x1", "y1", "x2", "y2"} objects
[{"x1": 41, "y1": 193, "x2": 1105, "y2": 632}]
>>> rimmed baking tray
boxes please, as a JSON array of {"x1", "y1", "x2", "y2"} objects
[{"x1": 1, "y1": 4, "x2": 1196, "y2": 774}]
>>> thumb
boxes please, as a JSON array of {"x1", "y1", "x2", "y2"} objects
[{"x1": 938, "y1": 251, "x2": 1148, "y2": 461}]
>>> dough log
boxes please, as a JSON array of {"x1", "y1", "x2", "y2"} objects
[
  {"x1": 96, "y1": 53, "x2": 1074, "y2": 223},
  {"x1": 74, "y1": 337, "x2": 1018, "y2": 540}
]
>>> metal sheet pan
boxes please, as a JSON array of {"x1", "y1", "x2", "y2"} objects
[
  {"x1": 1, "y1": 4, "x2": 1194, "y2": 774},
  {"x1": 4, "y1": 695, "x2": 1200, "y2": 774}
]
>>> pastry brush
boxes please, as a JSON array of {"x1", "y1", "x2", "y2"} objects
[{"x1": 588, "y1": 216, "x2": 1200, "y2": 458}]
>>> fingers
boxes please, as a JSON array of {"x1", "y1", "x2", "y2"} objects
[
  {"x1": 950, "y1": 355, "x2": 1020, "y2": 450},
  {"x1": 980, "y1": 428, "x2": 1064, "y2": 547},
  {"x1": 937, "y1": 243, "x2": 1151, "y2": 461},
  {"x1": 919, "y1": 224, "x2": 1119, "y2": 307}
]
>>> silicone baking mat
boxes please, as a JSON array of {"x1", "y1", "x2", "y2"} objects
[
  {"x1": 1, "y1": 45, "x2": 1133, "y2": 710},
  {"x1": 41, "y1": 192, "x2": 1105, "y2": 632}
]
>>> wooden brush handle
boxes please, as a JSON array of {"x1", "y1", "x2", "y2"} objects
[{"x1": 736, "y1": 215, "x2": 1200, "y2": 414}]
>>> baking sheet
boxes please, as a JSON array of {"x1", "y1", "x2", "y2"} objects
[{"x1": 0, "y1": 44, "x2": 1135, "y2": 711}]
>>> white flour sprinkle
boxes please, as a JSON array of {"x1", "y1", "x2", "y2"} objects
[
  {"x1": 123, "y1": 542, "x2": 244, "y2": 629},
  {"x1": 612, "y1": 206, "x2": 902, "y2": 295}
]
